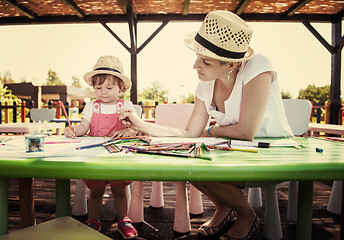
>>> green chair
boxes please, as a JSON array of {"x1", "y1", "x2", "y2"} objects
[{"x1": 0, "y1": 216, "x2": 111, "y2": 240}]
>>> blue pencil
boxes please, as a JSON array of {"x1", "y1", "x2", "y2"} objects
[{"x1": 76, "y1": 140, "x2": 119, "y2": 150}]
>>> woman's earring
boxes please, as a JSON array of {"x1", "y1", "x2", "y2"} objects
[{"x1": 227, "y1": 70, "x2": 233, "y2": 80}]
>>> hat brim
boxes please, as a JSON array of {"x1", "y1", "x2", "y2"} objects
[
  {"x1": 84, "y1": 70, "x2": 132, "y2": 90},
  {"x1": 184, "y1": 32, "x2": 254, "y2": 62}
]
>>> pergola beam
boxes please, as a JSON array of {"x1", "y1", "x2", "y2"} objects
[
  {"x1": 302, "y1": 21, "x2": 335, "y2": 54},
  {"x1": 1, "y1": 0, "x2": 37, "y2": 19},
  {"x1": 60, "y1": 0, "x2": 85, "y2": 18},
  {"x1": 329, "y1": 20, "x2": 342, "y2": 125},
  {"x1": 234, "y1": 0, "x2": 251, "y2": 16},
  {"x1": 284, "y1": 0, "x2": 312, "y2": 17},
  {"x1": 183, "y1": 0, "x2": 190, "y2": 15},
  {"x1": 137, "y1": 20, "x2": 169, "y2": 54},
  {"x1": 0, "y1": 13, "x2": 341, "y2": 25}
]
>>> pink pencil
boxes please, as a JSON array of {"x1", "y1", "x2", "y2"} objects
[
  {"x1": 60, "y1": 102, "x2": 76, "y2": 136},
  {"x1": 45, "y1": 140, "x2": 81, "y2": 144}
]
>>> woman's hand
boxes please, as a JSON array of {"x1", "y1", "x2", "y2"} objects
[
  {"x1": 119, "y1": 108, "x2": 143, "y2": 131},
  {"x1": 110, "y1": 128, "x2": 138, "y2": 139},
  {"x1": 64, "y1": 126, "x2": 76, "y2": 138}
]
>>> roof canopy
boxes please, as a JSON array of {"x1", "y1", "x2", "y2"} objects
[{"x1": 0, "y1": 0, "x2": 343, "y2": 25}]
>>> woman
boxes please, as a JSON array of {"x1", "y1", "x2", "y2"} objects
[{"x1": 120, "y1": 10, "x2": 293, "y2": 240}]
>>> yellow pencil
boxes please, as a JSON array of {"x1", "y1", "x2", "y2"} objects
[
  {"x1": 228, "y1": 147, "x2": 258, "y2": 153},
  {"x1": 207, "y1": 145, "x2": 258, "y2": 153}
]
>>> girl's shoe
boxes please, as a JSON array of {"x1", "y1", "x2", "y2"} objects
[
  {"x1": 198, "y1": 210, "x2": 236, "y2": 236},
  {"x1": 117, "y1": 216, "x2": 138, "y2": 239},
  {"x1": 85, "y1": 218, "x2": 101, "y2": 232},
  {"x1": 219, "y1": 215, "x2": 260, "y2": 240}
]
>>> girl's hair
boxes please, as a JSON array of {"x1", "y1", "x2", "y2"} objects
[{"x1": 91, "y1": 74, "x2": 126, "y2": 92}]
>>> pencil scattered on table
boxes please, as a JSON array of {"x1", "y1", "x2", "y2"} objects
[
  {"x1": 206, "y1": 144, "x2": 258, "y2": 153},
  {"x1": 77, "y1": 136, "x2": 260, "y2": 160}
]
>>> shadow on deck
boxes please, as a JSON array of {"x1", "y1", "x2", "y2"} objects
[{"x1": 8, "y1": 179, "x2": 340, "y2": 239}]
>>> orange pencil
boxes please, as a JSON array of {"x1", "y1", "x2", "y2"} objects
[{"x1": 60, "y1": 102, "x2": 76, "y2": 136}]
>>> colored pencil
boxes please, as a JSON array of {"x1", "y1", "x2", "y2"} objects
[
  {"x1": 105, "y1": 121, "x2": 121, "y2": 137},
  {"x1": 207, "y1": 145, "x2": 258, "y2": 153},
  {"x1": 60, "y1": 102, "x2": 76, "y2": 136},
  {"x1": 76, "y1": 140, "x2": 118, "y2": 150},
  {"x1": 45, "y1": 140, "x2": 81, "y2": 144},
  {"x1": 135, "y1": 149, "x2": 211, "y2": 161}
]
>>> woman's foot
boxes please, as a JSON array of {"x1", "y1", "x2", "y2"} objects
[
  {"x1": 198, "y1": 209, "x2": 236, "y2": 236},
  {"x1": 220, "y1": 214, "x2": 259, "y2": 240}
]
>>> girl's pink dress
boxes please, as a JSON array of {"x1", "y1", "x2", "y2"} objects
[{"x1": 84, "y1": 99, "x2": 132, "y2": 189}]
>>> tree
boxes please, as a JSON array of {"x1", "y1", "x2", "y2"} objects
[
  {"x1": 138, "y1": 80, "x2": 168, "y2": 103},
  {"x1": 45, "y1": 69, "x2": 65, "y2": 86},
  {"x1": 71, "y1": 76, "x2": 82, "y2": 88},
  {"x1": 281, "y1": 90, "x2": 292, "y2": 99},
  {"x1": 180, "y1": 92, "x2": 195, "y2": 103},
  {"x1": 298, "y1": 84, "x2": 330, "y2": 105},
  {"x1": 0, "y1": 71, "x2": 15, "y2": 84}
]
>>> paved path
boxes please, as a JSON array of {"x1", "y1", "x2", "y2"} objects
[{"x1": 8, "y1": 179, "x2": 340, "y2": 239}]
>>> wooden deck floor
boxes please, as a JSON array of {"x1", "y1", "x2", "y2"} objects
[{"x1": 8, "y1": 179, "x2": 341, "y2": 239}]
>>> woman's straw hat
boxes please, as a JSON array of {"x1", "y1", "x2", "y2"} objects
[
  {"x1": 84, "y1": 56, "x2": 132, "y2": 90},
  {"x1": 184, "y1": 10, "x2": 254, "y2": 62}
]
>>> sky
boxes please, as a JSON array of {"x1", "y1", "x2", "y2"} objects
[{"x1": 0, "y1": 20, "x2": 342, "y2": 102}]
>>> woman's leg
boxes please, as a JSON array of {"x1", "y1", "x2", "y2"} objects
[
  {"x1": 191, "y1": 181, "x2": 231, "y2": 227},
  {"x1": 111, "y1": 186, "x2": 129, "y2": 220},
  {"x1": 191, "y1": 181, "x2": 256, "y2": 238},
  {"x1": 88, "y1": 188, "x2": 105, "y2": 221}
]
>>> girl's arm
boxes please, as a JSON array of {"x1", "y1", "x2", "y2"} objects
[
  {"x1": 64, "y1": 118, "x2": 91, "y2": 138},
  {"x1": 207, "y1": 71, "x2": 273, "y2": 140},
  {"x1": 120, "y1": 98, "x2": 210, "y2": 138}
]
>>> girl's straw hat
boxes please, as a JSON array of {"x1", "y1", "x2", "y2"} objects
[
  {"x1": 184, "y1": 10, "x2": 254, "y2": 62},
  {"x1": 84, "y1": 56, "x2": 132, "y2": 89}
]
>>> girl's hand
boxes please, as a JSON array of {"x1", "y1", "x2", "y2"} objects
[
  {"x1": 110, "y1": 128, "x2": 138, "y2": 139},
  {"x1": 64, "y1": 126, "x2": 76, "y2": 138}
]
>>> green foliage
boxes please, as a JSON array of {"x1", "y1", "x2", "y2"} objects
[
  {"x1": 138, "y1": 80, "x2": 168, "y2": 103},
  {"x1": 180, "y1": 93, "x2": 195, "y2": 103},
  {"x1": 0, "y1": 71, "x2": 15, "y2": 84},
  {"x1": 0, "y1": 84, "x2": 19, "y2": 103},
  {"x1": 71, "y1": 76, "x2": 82, "y2": 88},
  {"x1": 281, "y1": 90, "x2": 292, "y2": 99},
  {"x1": 45, "y1": 69, "x2": 65, "y2": 86},
  {"x1": 119, "y1": 91, "x2": 131, "y2": 100},
  {"x1": 0, "y1": 83, "x2": 21, "y2": 122},
  {"x1": 298, "y1": 84, "x2": 330, "y2": 105}
]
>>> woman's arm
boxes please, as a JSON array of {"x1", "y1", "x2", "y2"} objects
[
  {"x1": 120, "y1": 98, "x2": 210, "y2": 137},
  {"x1": 208, "y1": 71, "x2": 273, "y2": 140}
]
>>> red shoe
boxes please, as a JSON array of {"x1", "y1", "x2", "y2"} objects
[
  {"x1": 117, "y1": 217, "x2": 138, "y2": 239},
  {"x1": 85, "y1": 218, "x2": 101, "y2": 232}
]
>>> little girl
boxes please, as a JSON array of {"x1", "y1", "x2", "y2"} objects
[{"x1": 65, "y1": 55, "x2": 138, "y2": 239}]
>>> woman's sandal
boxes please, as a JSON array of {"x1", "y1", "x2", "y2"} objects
[
  {"x1": 219, "y1": 215, "x2": 260, "y2": 240},
  {"x1": 198, "y1": 210, "x2": 236, "y2": 236}
]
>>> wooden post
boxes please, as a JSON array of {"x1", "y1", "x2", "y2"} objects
[
  {"x1": 5, "y1": 102, "x2": 9, "y2": 123},
  {"x1": 21, "y1": 101, "x2": 26, "y2": 123},
  {"x1": 13, "y1": 101, "x2": 17, "y2": 123}
]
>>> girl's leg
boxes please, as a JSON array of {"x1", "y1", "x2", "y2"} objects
[
  {"x1": 111, "y1": 186, "x2": 128, "y2": 220},
  {"x1": 112, "y1": 185, "x2": 138, "y2": 239},
  {"x1": 191, "y1": 181, "x2": 256, "y2": 238},
  {"x1": 88, "y1": 188, "x2": 105, "y2": 221}
]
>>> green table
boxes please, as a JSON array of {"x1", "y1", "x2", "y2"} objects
[{"x1": 0, "y1": 136, "x2": 343, "y2": 239}]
